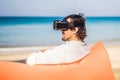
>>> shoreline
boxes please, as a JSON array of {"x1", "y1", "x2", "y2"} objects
[
  {"x1": 0, "y1": 39, "x2": 120, "y2": 48},
  {"x1": 0, "y1": 46, "x2": 54, "y2": 55}
]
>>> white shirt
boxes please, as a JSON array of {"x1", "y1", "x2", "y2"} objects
[{"x1": 26, "y1": 41, "x2": 90, "y2": 66}]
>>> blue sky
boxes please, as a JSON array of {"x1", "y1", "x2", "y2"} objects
[{"x1": 0, "y1": 0, "x2": 120, "y2": 16}]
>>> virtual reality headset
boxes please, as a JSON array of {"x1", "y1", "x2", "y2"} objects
[
  {"x1": 53, "y1": 20, "x2": 69, "y2": 30},
  {"x1": 53, "y1": 19, "x2": 84, "y2": 31},
  {"x1": 53, "y1": 13, "x2": 85, "y2": 31}
]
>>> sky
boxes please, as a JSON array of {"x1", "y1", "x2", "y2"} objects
[{"x1": 0, "y1": 0, "x2": 120, "y2": 16}]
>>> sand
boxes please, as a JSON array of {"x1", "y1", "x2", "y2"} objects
[
  {"x1": 0, "y1": 43, "x2": 120, "y2": 67},
  {"x1": 0, "y1": 44, "x2": 120, "y2": 68},
  {"x1": 0, "y1": 46, "x2": 53, "y2": 61}
]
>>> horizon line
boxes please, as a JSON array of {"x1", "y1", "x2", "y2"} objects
[{"x1": 0, "y1": 16, "x2": 120, "y2": 17}]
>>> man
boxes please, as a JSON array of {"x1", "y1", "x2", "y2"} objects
[{"x1": 26, "y1": 14, "x2": 90, "y2": 66}]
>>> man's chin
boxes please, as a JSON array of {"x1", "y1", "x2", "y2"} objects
[{"x1": 62, "y1": 38, "x2": 68, "y2": 41}]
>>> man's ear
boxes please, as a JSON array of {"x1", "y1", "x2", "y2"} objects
[{"x1": 73, "y1": 27, "x2": 78, "y2": 34}]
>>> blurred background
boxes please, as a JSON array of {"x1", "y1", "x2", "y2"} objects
[{"x1": 0, "y1": 0, "x2": 120, "y2": 47}]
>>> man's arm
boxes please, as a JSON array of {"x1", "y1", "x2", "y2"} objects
[{"x1": 26, "y1": 52, "x2": 40, "y2": 66}]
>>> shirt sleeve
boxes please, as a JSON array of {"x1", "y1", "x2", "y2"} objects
[
  {"x1": 26, "y1": 52, "x2": 43, "y2": 66},
  {"x1": 35, "y1": 44, "x2": 67, "y2": 64},
  {"x1": 26, "y1": 44, "x2": 67, "y2": 65}
]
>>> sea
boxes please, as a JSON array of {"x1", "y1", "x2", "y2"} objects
[{"x1": 0, "y1": 16, "x2": 120, "y2": 47}]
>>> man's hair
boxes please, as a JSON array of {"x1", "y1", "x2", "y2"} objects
[{"x1": 63, "y1": 14, "x2": 87, "y2": 42}]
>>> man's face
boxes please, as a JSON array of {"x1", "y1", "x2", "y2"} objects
[
  {"x1": 61, "y1": 18, "x2": 77, "y2": 41},
  {"x1": 61, "y1": 29, "x2": 73, "y2": 41},
  {"x1": 61, "y1": 18, "x2": 72, "y2": 41}
]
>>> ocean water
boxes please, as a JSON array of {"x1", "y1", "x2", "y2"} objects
[{"x1": 0, "y1": 16, "x2": 120, "y2": 47}]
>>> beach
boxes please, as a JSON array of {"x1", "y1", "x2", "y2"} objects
[
  {"x1": 0, "y1": 17, "x2": 120, "y2": 80},
  {"x1": 0, "y1": 46, "x2": 53, "y2": 62},
  {"x1": 0, "y1": 41, "x2": 120, "y2": 80},
  {"x1": 107, "y1": 45, "x2": 120, "y2": 80}
]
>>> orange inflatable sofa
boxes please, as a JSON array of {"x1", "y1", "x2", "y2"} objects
[{"x1": 0, "y1": 41, "x2": 115, "y2": 80}]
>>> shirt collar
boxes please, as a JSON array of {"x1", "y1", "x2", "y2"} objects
[{"x1": 66, "y1": 40, "x2": 86, "y2": 46}]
